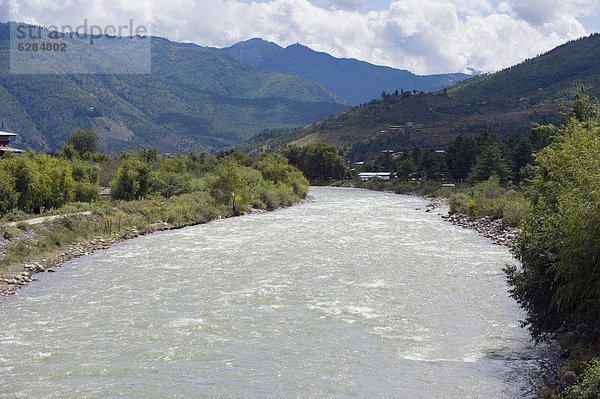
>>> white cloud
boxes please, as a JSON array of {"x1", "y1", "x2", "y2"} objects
[
  {"x1": 510, "y1": 0, "x2": 600, "y2": 25},
  {"x1": 323, "y1": 0, "x2": 364, "y2": 11},
  {"x1": 2, "y1": 0, "x2": 597, "y2": 74}
]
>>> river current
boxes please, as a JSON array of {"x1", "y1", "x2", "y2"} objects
[{"x1": 0, "y1": 187, "x2": 555, "y2": 398}]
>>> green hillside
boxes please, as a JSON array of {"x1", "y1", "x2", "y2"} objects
[
  {"x1": 244, "y1": 34, "x2": 600, "y2": 156},
  {"x1": 0, "y1": 23, "x2": 348, "y2": 153},
  {"x1": 449, "y1": 33, "x2": 600, "y2": 103}
]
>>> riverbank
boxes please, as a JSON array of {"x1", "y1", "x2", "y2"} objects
[
  {"x1": 443, "y1": 213, "x2": 519, "y2": 248},
  {"x1": 316, "y1": 179, "x2": 521, "y2": 248},
  {"x1": 0, "y1": 195, "x2": 311, "y2": 298}
]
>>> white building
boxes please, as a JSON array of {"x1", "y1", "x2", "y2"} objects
[{"x1": 358, "y1": 172, "x2": 393, "y2": 181}]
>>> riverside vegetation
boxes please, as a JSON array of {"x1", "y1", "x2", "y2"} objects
[{"x1": 0, "y1": 131, "x2": 308, "y2": 294}]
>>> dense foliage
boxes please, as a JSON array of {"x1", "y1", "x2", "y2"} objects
[
  {"x1": 0, "y1": 132, "x2": 309, "y2": 219},
  {"x1": 0, "y1": 154, "x2": 76, "y2": 214},
  {"x1": 282, "y1": 145, "x2": 347, "y2": 181},
  {"x1": 561, "y1": 360, "x2": 600, "y2": 399},
  {"x1": 505, "y1": 98, "x2": 600, "y2": 345}
]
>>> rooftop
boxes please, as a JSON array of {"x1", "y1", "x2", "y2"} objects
[{"x1": 0, "y1": 146, "x2": 24, "y2": 154}]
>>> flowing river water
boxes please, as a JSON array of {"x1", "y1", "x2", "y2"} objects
[{"x1": 0, "y1": 187, "x2": 556, "y2": 398}]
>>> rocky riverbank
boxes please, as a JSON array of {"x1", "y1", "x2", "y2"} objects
[
  {"x1": 444, "y1": 213, "x2": 519, "y2": 248},
  {"x1": 0, "y1": 199, "x2": 313, "y2": 298},
  {"x1": 0, "y1": 226, "x2": 160, "y2": 297},
  {"x1": 420, "y1": 200, "x2": 519, "y2": 248}
]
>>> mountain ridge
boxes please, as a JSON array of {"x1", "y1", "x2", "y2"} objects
[
  {"x1": 0, "y1": 23, "x2": 348, "y2": 153},
  {"x1": 242, "y1": 34, "x2": 600, "y2": 157},
  {"x1": 221, "y1": 38, "x2": 470, "y2": 105}
]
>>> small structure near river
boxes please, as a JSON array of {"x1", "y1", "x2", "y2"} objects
[{"x1": 358, "y1": 172, "x2": 393, "y2": 181}]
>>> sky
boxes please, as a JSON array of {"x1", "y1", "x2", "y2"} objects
[{"x1": 1, "y1": 0, "x2": 599, "y2": 75}]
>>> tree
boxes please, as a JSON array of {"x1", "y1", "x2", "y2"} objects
[
  {"x1": 139, "y1": 148, "x2": 159, "y2": 163},
  {"x1": 468, "y1": 143, "x2": 511, "y2": 183},
  {"x1": 209, "y1": 162, "x2": 250, "y2": 214},
  {"x1": 111, "y1": 159, "x2": 152, "y2": 201},
  {"x1": 67, "y1": 130, "x2": 99, "y2": 156},
  {"x1": 254, "y1": 154, "x2": 309, "y2": 197},
  {"x1": 446, "y1": 134, "x2": 478, "y2": 181},
  {"x1": 396, "y1": 157, "x2": 417, "y2": 180},
  {"x1": 416, "y1": 150, "x2": 447, "y2": 180},
  {"x1": 12, "y1": 156, "x2": 40, "y2": 212},
  {"x1": 572, "y1": 93, "x2": 597, "y2": 122},
  {"x1": 152, "y1": 171, "x2": 192, "y2": 199},
  {"x1": 505, "y1": 106, "x2": 600, "y2": 342},
  {"x1": 282, "y1": 145, "x2": 346, "y2": 181},
  {"x1": 0, "y1": 172, "x2": 18, "y2": 215}
]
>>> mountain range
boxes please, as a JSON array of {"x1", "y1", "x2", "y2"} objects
[
  {"x1": 244, "y1": 34, "x2": 600, "y2": 158},
  {"x1": 0, "y1": 23, "x2": 349, "y2": 153},
  {"x1": 221, "y1": 38, "x2": 470, "y2": 105}
]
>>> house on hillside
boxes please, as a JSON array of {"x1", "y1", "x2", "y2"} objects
[
  {"x1": 358, "y1": 172, "x2": 393, "y2": 181},
  {"x1": 0, "y1": 131, "x2": 24, "y2": 155}
]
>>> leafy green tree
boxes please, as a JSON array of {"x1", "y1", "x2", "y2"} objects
[
  {"x1": 396, "y1": 157, "x2": 417, "y2": 180},
  {"x1": 139, "y1": 148, "x2": 159, "y2": 163},
  {"x1": 507, "y1": 134, "x2": 533, "y2": 183},
  {"x1": 0, "y1": 172, "x2": 18, "y2": 215},
  {"x1": 71, "y1": 160, "x2": 100, "y2": 184},
  {"x1": 152, "y1": 171, "x2": 193, "y2": 199},
  {"x1": 0, "y1": 155, "x2": 75, "y2": 212},
  {"x1": 254, "y1": 154, "x2": 309, "y2": 197},
  {"x1": 416, "y1": 150, "x2": 447, "y2": 180},
  {"x1": 67, "y1": 130, "x2": 99, "y2": 156},
  {"x1": 41, "y1": 156, "x2": 76, "y2": 208},
  {"x1": 74, "y1": 182, "x2": 100, "y2": 203},
  {"x1": 12, "y1": 156, "x2": 41, "y2": 212},
  {"x1": 572, "y1": 93, "x2": 597, "y2": 122},
  {"x1": 283, "y1": 145, "x2": 346, "y2": 181},
  {"x1": 505, "y1": 108, "x2": 600, "y2": 342},
  {"x1": 111, "y1": 159, "x2": 152, "y2": 201},
  {"x1": 209, "y1": 162, "x2": 250, "y2": 214}
]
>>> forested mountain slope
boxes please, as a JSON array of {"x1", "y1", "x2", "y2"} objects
[{"x1": 0, "y1": 23, "x2": 348, "y2": 153}]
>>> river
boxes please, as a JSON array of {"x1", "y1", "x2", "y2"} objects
[{"x1": 0, "y1": 187, "x2": 555, "y2": 398}]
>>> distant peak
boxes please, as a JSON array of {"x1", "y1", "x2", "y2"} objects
[
  {"x1": 286, "y1": 42, "x2": 310, "y2": 50},
  {"x1": 233, "y1": 37, "x2": 283, "y2": 49}
]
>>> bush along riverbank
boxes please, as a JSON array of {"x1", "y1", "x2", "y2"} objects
[
  {"x1": 505, "y1": 105, "x2": 600, "y2": 399},
  {"x1": 0, "y1": 138, "x2": 309, "y2": 297}
]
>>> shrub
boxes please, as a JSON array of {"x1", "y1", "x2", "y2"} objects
[
  {"x1": 111, "y1": 158, "x2": 152, "y2": 201},
  {"x1": 16, "y1": 222, "x2": 30, "y2": 231},
  {"x1": 1, "y1": 226, "x2": 20, "y2": 240},
  {"x1": 75, "y1": 182, "x2": 101, "y2": 203},
  {"x1": 560, "y1": 359, "x2": 600, "y2": 399},
  {"x1": 0, "y1": 177, "x2": 18, "y2": 215},
  {"x1": 501, "y1": 195, "x2": 530, "y2": 226}
]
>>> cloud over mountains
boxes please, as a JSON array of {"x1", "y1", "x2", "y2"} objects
[{"x1": 1, "y1": 0, "x2": 598, "y2": 74}]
